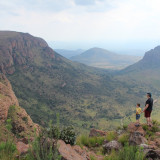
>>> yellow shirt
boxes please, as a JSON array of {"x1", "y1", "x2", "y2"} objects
[{"x1": 136, "y1": 107, "x2": 142, "y2": 114}]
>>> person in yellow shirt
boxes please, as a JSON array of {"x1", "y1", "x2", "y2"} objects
[{"x1": 136, "y1": 103, "x2": 142, "y2": 126}]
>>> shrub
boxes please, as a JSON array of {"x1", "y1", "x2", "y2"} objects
[
  {"x1": 105, "y1": 145, "x2": 145, "y2": 160},
  {"x1": 142, "y1": 124, "x2": 148, "y2": 131},
  {"x1": 6, "y1": 118, "x2": 12, "y2": 131},
  {"x1": 22, "y1": 117, "x2": 28, "y2": 123},
  {"x1": 90, "y1": 155, "x2": 96, "y2": 160},
  {"x1": 106, "y1": 132, "x2": 117, "y2": 142},
  {"x1": 60, "y1": 126, "x2": 76, "y2": 145},
  {"x1": 122, "y1": 124, "x2": 128, "y2": 130},
  {"x1": 152, "y1": 120, "x2": 160, "y2": 126},
  {"x1": 77, "y1": 135, "x2": 89, "y2": 147},
  {"x1": 151, "y1": 126, "x2": 159, "y2": 133},
  {"x1": 0, "y1": 140, "x2": 17, "y2": 160},
  {"x1": 26, "y1": 129, "x2": 61, "y2": 160},
  {"x1": 76, "y1": 135, "x2": 105, "y2": 148},
  {"x1": 50, "y1": 126, "x2": 61, "y2": 139},
  {"x1": 118, "y1": 133, "x2": 129, "y2": 146}
]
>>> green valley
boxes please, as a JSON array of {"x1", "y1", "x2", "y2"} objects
[{"x1": 0, "y1": 31, "x2": 159, "y2": 133}]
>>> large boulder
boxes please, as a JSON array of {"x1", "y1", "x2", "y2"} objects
[
  {"x1": 103, "y1": 140, "x2": 122, "y2": 153},
  {"x1": 155, "y1": 132, "x2": 160, "y2": 137},
  {"x1": 89, "y1": 128, "x2": 107, "y2": 137},
  {"x1": 144, "y1": 149, "x2": 160, "y2": 160},
  {"x1": 154, "y1": 138, "x2": 160, "y2": 147},
  {"x1": 127, "y1": 122, "x2": 145, "y2": 136},
  {"x1": 16, "y1": 141, "x2": 29, "y2": 155},
  {"x1": 129, "y1": 131, "x2": 147, "y2": 145},
  {"x1": 139, "y1": 144, "x2": 157, "y2": 150},
  {"x1": 58, "y1": 140, "x2": 90, "y2": 160}
]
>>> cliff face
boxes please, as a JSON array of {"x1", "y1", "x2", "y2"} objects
[
  {"x1": 0, "y1": 31, "x2": 58, "y2": 74},
  {"x1": 0, "y1": 74, "x2": 40, "y2": 137},
  {"x1": 142, "y1": 46, "x2": 160, "y2": 67},
  {"x1": 0, "y1": 74, "x2": 19, "y2": 123}
]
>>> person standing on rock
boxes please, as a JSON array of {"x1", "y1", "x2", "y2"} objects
[{"x1": 143, "y1": 93, "x2": 153, "y2": 127}]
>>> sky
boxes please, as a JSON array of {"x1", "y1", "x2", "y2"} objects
[{"x1": 1, "y1": 0, "x2": 160, "y2": 55}]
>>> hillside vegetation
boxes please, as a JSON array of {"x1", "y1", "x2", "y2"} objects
[{"x1": 0, "y1": 31, "x2": 159, "y2": 132}]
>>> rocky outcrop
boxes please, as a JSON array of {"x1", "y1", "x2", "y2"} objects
[
  {"x1": 0, "y1": 74, "x2": 19, "y2": 123},
  {"x1": 155, "y1": 132, "x2": 160, "y2": 137},
  {"x1": 0, "y1": 74, "x2": 40, "y2": 137},
  {"x1": 16, "y1": 141, "x2": 29, "y2": 155},
  {"x1": 58, "y1": 140, "x2": 90, "y2": 160},
  {"x1": 127, "y1": 122, "x2": 145, "y2": 136},
  {"x1": 129, "y1": 131, "x2": 147, "y2": 145},
  {"x1": 0, "y1": 31, "x2": 57, "y2": 74},
  {"x1": 143, "y1": 46, "x2": 160, "y2": 67},
  {"x1": 103, "y1": 140, "x2": 122, "y2": 153},
  {"x1": 89, "y1": 128, "x2": 107, "y2": 137},
  {"x1": 144, "y1": 149, "x2": 160, "y2": 160}
]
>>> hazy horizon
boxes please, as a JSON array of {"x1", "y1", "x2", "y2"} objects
[{"x1": 1, "y1": 0, "x2": 160, "y2": 56}]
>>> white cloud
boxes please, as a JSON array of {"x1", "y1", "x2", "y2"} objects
[{"x1": 0, "y1": 0, "x2": 160, "y2": 51}]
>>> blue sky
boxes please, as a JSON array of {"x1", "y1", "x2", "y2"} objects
[{"x1": 0, "y1": 0, "x2": 160, "y2": 55}]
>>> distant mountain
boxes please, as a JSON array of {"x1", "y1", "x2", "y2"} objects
[
  {"x1": 0, "y1": 31, "x2": 134, "y2": 131},
  {"x1": 54, "y1": 49, "x2": 84, "y2": 58},
  {"x1": 122, "y1": 46, "x2": 160, "y2": 73},
  {"x1": 0, "y1": 31, "x2": 158, "y2": 132},
  {"x1": 117, "y1": 46, "x2": 160, "y2": 91},
  {"x1": 70, "y1": 47, "x2": 141, "y2": 70}
]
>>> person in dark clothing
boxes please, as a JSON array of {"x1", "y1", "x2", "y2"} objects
[{"x1": 143, "y1": 93, "x2": 153, "y2": 127}]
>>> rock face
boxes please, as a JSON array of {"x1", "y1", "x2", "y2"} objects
[
  {"x1": 155, "y1": 132, "x2": 160, "y2": 137},
  {"x1": 144, "y1": 149, "x2": 160, "y2": 160},
  {"x1": 0, "y1": 74, "x2": 40, "y2": 137},
  {"x1": 0, "y1": 31, "x2": 52, "y2": 74},
  {"x1": 16, "y1": 141, "x2": 29, "y2": 155},
  {"x1": 89, "y1": 128, "x2": 107, "y2": 137},
  {"x1": 142, "y1": 46, "x2": 160, "y2": 67},
  {"x1": 103, "y1": 140, "x2": 122, "y2": 153},
  {"x1": 122, "y1": 45, "x2": 160, "y2": 74},
  {"x1": 129, "y1": 131, "x2": 147, "y2": 146},
  {"x1": 127, "y1": 122, "x2": 145, "y2": 136},
  {"x1": 0, "y1": 74, "x2": 19, "y2": 123},
  {"x1": 58, "y1": 140, "x2": 90, "y2": 160}
]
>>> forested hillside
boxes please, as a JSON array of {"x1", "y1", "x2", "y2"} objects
[{"x1": 0, "y1": 31, "x2": 159, "y2": 132}]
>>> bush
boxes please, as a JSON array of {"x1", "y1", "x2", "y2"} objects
[
  {"x1": 105, "y1": 145, "x2": 145, "y2": 160},
  {"x1": 22, "y1": 117, "x2": 28, "y2": 123},
  {"x1": 0, "y1": 140, "x2": 17, "y2": 160},
  {"x1": 50, "y1": 126, "x2": 61, "y2": 139},
  {"x1": 151, "y1": 125, "x2": 159, "y2": 133},
  {"x1": 142, "y1": 124, "x2": 148, "y2": 131},
  {"x1": 6, "y1": 118, "x2": 12, "y2": 131},
  {"x1": 106, "y1": 132, "x2": 117, "y2": 142},
  {"x1": 60, "y1": 126, "x2": 76, "y2": 145},
  {"x1": 90, "y1": 155, "x2": 96, "y2": 160},
  {"x1": 26, "y1": 130, "x2": 61, "y2": 160},
  {"x1": 152, "y1": 120, "x2": 160, "y2": 126},
  {"x1": 123, "y1": 124, "x2": 128, "y2": 130},
  {"x1": 118, "y1": 133, "x2": 129, "y2": 146},
  {"x1": 76, "y1": 135, "x2": 105, "y2": 148}
]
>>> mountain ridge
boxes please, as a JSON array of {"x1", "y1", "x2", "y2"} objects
[
  {"x1": 120, "y1": 45, "x2": 160, "y2": 74},
  {"x1": 0, "y1": 31, "x2": 158, "y2": 132},
  {"x1": 70, "y1": 47, "x2": 141, "y2": 69}
]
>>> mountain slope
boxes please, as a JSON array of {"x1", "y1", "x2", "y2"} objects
[
  {"x1": 54, "y1": 49, "x2": 84, "y2": 58},
  {"x1": 0, "y1": 31, "x2": 155, "y2": 131},
  {"x1": 118, "y1": 46, "x2": 160, "y2": 90},
  {"x1": 0, "y1": 74, "x2": 39, "y2": 139},
  {"x1": 70, "y1": 47, "x2": 141, "y2": 69}
]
